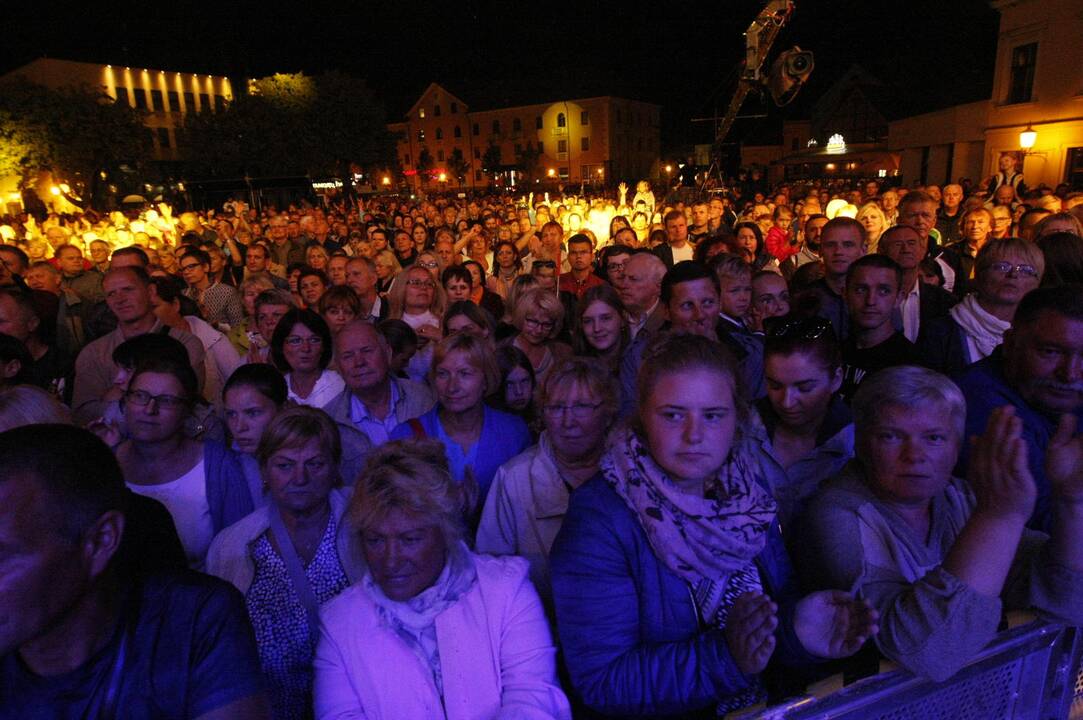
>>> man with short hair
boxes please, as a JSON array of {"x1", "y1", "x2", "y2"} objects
[
  {"x1": 618, "y1": 252, "x2": 666, "y2": 340},
  {"x1": 55, "y1": 244, "x2": 104, "y2": 304},
  {"x1": 243, "y1": 242, "x2": 288, "y2": 288},
  {"x1": 689, "y1": 202, "x2": 710, "y2": 242},
  {"x1": 653, "y1": 210, "x2": 694, "y2": 268},
  {"x1": 941, "y1": 207, "x2": 992, "y2": 297},
  {"x1": 954, "y1": 285, "x2": 1083, "y2": 533},
  {"x1": 345, "y1": 257, "x2": 384, "y2": 322},
  {"x1": 327, "y1": 254, "x2": 349, "y2": 287},
  {"x1": 265, "y1": 216, "x2": 305, "y2": 267},
  {"x1": 0, "y1": 288, "x2": 67, "y2": 392},
  {"x1": 325, "y1": 320, "x2": 434, "y2": 447},
  {"x1": 936, "y1": 183, "x2": 965, "y2": 243},
  {"x1": 803, "y1": 216, "x2": 866, "y2": 339},
  {"x1": 840, "y1": 254, "x2": 919, "y2": 399},
  {"x1": 558, "y1": 234, "x2": 603, "y2": 299},
  {"x1": 24, "y1": 261, "x2": 61, "y2": 295},
  {"x1": 179, "y1": 248, "x2": 244, "y2": 329},
  {"x1": 878, "y1": 224, "x2": 957, "y2": 342},
  {"x1": 88, "y1": 239, "x2": 112, "y2": 273},
  {"x1": 72, "y1": 267, "x2": 205, "y2": 425},
  {"x1": 0, "y1": 424, "x2": 269, "y2": 719}
]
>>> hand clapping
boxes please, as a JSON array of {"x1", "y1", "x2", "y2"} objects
[
  {"x1": 724, "y1": 591, "x2": 778, "y2": 675},
  {"x1": 793, "y1": 590, "x2": 879, "y2": 660},
  {"x1": 968, "y1": 406, "x2": 1037, "y2": 521}
]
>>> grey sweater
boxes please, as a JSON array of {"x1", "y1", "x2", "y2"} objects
[{"x1": 796, "y1": 463, "x2": 1083, "y2": 681}]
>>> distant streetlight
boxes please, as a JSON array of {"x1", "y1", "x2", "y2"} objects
[
  {"x1": 547, "y1": 168, "x2": 556, "y2": 177},
  {"x1": 381, "y1": 176, "x2": 391, "y2": 186},
  {"x1": 664, "y1": 164, "x2": 673, "y2": 174},
  {"x1": 437, "y1": 172, "x2": 447, "y2": 183},
  {"x1": 1020, "y1": 125, "x2": 1037, "y2": 150}
]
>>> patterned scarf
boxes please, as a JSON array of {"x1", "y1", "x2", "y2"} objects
[
  {"x1": 602, "y1": 424, "x2": 776, "y2": 622},
  {"x1": 363, "y1": 542, "x2": 478, "y2": 697}
]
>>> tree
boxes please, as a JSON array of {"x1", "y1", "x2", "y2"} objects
[
  {"x1": 0, "y1": 78, "x2": 149, "y2": 204},
  {"x1": 182, "y1": 71, "x2": 392, "y2": 181},
  {"x1": 482, "y1": 142, "x2": 502, "y2": 185},
  {"x1": 516, "y1": 142, "x2": 541, "y2": 184},
  {"x1": 447, "y1": 148, "x2": 470, "y2": 187}
]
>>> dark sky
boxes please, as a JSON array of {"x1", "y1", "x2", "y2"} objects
[{"x1": 4, "y1": 0, "x2": 999, "y2": 150}]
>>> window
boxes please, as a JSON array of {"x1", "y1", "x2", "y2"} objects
[
  {"x1": 536, "y1": 115, "x2": 543, "y2": 129},
  {"x1": 558, "y1": 139, "x2": 567, "y2": 153},
  {"x1": 418, "y1": 129, "x2": 426, "y2": 141},
  {"x1": 475, "y1": 169, "x2": 482, "y2": 181},
  {"x1": 403, "y1": 153, "x2": 411, "y2": 165},
  {"x1": 454, "y1": 125, "x2": 462, "y2": 138},
  {"x1": 538, "y1": 141, "x2": 544, "y2": 154},
  {"x1": 1007, "y1": 43, "x2": 1038, "y2": 104},
  {"x1": 492, "y1": 120, "x2": 500, "y2": 134},
  {"x1": 436, "y1": 128, "x2": 443, "y2": 140},
  {"x1": 450, "y1": 102, "x2": 458, "y2": 113},
  {"x1": 581, "y1": 111, "x2": 589, "y2": 125},
  {"x1": 133, "y1": 89, "x2": 148, "y2": 110},
  {"x1": 438, "y1": 149, "x2": 445, "y2": 161},
  {"x1": 559, "y1": 167, "x2": 569, "y2": 178},
  {"x1": 214, "y1": 95, "x2": 226, "y2": 112},
  {"x1": 434, "y1": 104, "x2": 441, "y2": 117},
  {"x1": 557, "y1": 113, "x2": 566, "y2": 128},
  {"x1": 156, "y1": 127, "x2": 171, "y2": 148},
  {"x1": 167, "y1": 91, "x2": 180, "y2": 111},
  {"x1": 513, "y1": 118, "x2": 522, "y2": 132},
  {"x1": 183, "y1": 91, "x2": 195, "y2": 112},
  {"x1": 581, "y1": 137, "x2": 590, "y2": 151},
  {"x1": 150, "y1": 90, "x2": 163, "y2": 111},
  {"x1": 473, "y1": 147, "x2": 481, "y2": 159},
  {"x1": 201, "y1": 92, "x2": 211, "y2": 111},
  {"x1": 419, "y1": 108, "x2": 426, "y2": 118},
  {"x1": 473, "y1": 123, "x2": 480, "y2": 136},
  {"x1": 514, "y1": 143, "x2": 522, "y2": 155},
  {"x1": 1066, "y1": 147, "x2": 1083, "y2": 187}
]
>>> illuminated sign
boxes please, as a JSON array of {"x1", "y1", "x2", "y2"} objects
[
  {"x1": 826, "y1": 134, "x2": 846, "y2": 154},
  {"x1": 312, "y1": 180, "x2": 343, "y2": 190}
]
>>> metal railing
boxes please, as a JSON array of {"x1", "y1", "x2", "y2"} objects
[{"x1": 728, "y1": 619, "x2": 1083, "y2": 720}]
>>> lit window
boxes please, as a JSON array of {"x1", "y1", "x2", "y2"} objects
[
  {"x1": 1008, "y1": 43, "x2": 1038, "y2": 104},
  {"x1": 419, "y1": 108, "x2": 426, "y2": 118},
  {"x1": 557, "y1": 113, "x2": 566, "y2": 128}
]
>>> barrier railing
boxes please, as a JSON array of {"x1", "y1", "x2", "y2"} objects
[{"x1": 728, "y1": 619, "x2": 1083, "y2": 720}]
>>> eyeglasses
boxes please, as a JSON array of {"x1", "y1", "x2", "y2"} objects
[
  {"x1": 765, "y1": 316, "x2": 835, "y2": 341},
  {"x1": 406, "y1": 278, "x2": 435, "y2": 288},
  {"x1": 417, "y1": 260, "x2": 439, "y2": 269},
  {"x1": 125, "y1": 389, "x2": 189, "y2": 410},
  {"x1": 543, "y1": 402, "x2": 603, "y2": 419},
  {"x1": 285, "y1": 335, "x2": 323, "y2": 347},
  {"x1": 524, "y1": 317, "x2": 556, "y2": 331},
  {"x1": 987, "y1": 261, "x2": 1039, "y2": 278},
  {"x1": 179, "y1": 263, "x2": 202, "y2": 272}
]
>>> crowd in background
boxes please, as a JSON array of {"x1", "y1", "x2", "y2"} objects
[{"x1": 1, "y1": 163, "x2": 1082, "y2": 719}]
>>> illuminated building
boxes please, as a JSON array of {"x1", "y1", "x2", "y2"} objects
[
  {"x1": 388, "y1": 83, "x2": 661, "y2": 190},
  {"x1": 889, "y1": 0, "x2": 1083, "y2": 189}
]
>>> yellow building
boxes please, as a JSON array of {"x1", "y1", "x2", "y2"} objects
[
  {"x1": 2, "y1": 57, "x2": 235, "y2": 164},
  {"x1": 388, "y1": 83, "x2": 661, "y2": 190},
  {"x1": 890, "y1": 0, "x2": 1083, "y2": 189}
]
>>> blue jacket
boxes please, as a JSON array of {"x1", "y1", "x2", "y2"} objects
[
  {"x1": 953, "y1": 349, "x2": 1083, "y2": 534},
  {"x1": 203, "y1": 440, "x2": 256, "y2": 534},
  {"x1": 550, "y1": 476, "x2": 814, "y2": 718},
  {"x1": 389, "y1": 404, "x2": 531, "y2": 507}
]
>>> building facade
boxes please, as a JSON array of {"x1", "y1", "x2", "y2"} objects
[
  {"x1": 889, "y1": 0, "x2": 1083, "y2": 190},
  {"x1": 388, "y1": 83, "x2": 661, "y2": 190}
]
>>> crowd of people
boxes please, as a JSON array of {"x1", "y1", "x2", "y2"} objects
[{"x1": 0, "y1": 166, "x2": 1081, "y2": 719}]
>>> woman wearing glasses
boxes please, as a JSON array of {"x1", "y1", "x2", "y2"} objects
[
  {"x1": 550, "y1": 335, "x2": 877, "y2": 718},
  {"x1": 388, "y1": 264, "x2": 447, "y2": 383},
  {"x1": 390, "y1": 333, "x2": 531, "y2": 520},
  {"x1": 270, "y1": 308, "x2": 344, "y2": 410},
  {"x1": 751, "y1": 316, "x2": 854, "y2": 528},
  {"x1": 478, "y1": 358, "x2": 618, "y2": 611},
  {"x1": 504, "y1": 287, "x2": 571, "y2": 386},
  {"x1": 917, "y1": 239, "x2": 1044, "y2": 375},
  {"x1": 117, "y1": 356, "x2": 253, "y2": 569}
]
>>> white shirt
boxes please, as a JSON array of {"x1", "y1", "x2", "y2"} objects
[
  {"x1": 900, "y1": 281, "x2": 922, "y2": 342},
  {"x1": 128, "y1": 458, "x2": 213, "y2": 570},
  {"x1": 287, "y1": 369, "x2": 346, "y2": 409},
  {"x1": 671, "y1": 242, "x2": 694, "y2": 264}
]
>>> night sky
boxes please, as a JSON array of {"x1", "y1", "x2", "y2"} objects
[{"x1": 4, "y1": 0, "x2": 1000, "y2": 150}]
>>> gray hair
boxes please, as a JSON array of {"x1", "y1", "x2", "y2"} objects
[{"x1": 852, "y1": 366, "x2": 966, "y2": 449}]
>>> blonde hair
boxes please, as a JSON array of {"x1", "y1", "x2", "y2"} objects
[
  {"x1": 512, "y1": 287, "x2": 565, "y2": 339},
  {"x1": 257, "y1": 406, "x2": 343, "y2": 482},
  {"x1": 856, "y1": 202, "x2": 888, "y2": 250},
  {"x1": 388, "y1": 264, "x2": 447, "y2": 320},
  {"x1": 430, "y1": 333, "x2": 501, "y2": 396},
  {"x1": 975, "y1": 237, "x2": 1045, "y2": 279},
  {"x1": 349, "y1": 438, "x2": 466, "y2": 546},
  {"x1": 0, "y1": 386, "x2": 72, "y2": 432},
  {"x1": 538, "y1": 357, "x2": 619, "y2": 422}
]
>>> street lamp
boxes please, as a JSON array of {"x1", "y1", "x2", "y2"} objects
[
  {"x1": 1020, "y1": 125, "x2": 1037, "y2": 150},
  {"x1": 381, "y1": 176, "x2": 391, "y2": 186},
  {"x1": 547, "y1": 168, "x2": 556, "y2": 177}
]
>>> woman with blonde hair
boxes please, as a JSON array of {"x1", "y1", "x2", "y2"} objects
[
  {"x1": 313, "y1": 439, "x2": 571, "y2": 719},
  {"x1": 388, "y1": 263, "x2": 447, "y2": 383},
  {"x1": 856, "y1": 201, "x2": 888, "y2": 253},
  {"x1": 504, "y1": 287, "x2": 571, "y2": 385},
  {"x1": 208, "y1": 405, "x2": 363, "y2": 720},
  {"x1": 373, "y1": 249, "x2": 401, "y2": 295}
]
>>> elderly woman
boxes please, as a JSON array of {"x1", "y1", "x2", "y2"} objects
[
  {"x1": 550, "y1": 335, "x2": 877, "y2": 718},
  {"x1": 478, "y1": 358, "x2": 618, "y2": 609},
  {"x1": 229, "y1": 271, "x2": 278, "y2": 356},
  {"x1": 796, "y1": 366, "x2": 1083, "y2": 682},
  {"x1": 572, "y1": 284, "x2": 628, "y2": 376},
  {"x1": 856, "y1": 201, "x2": 888, "y2": 253},
  {"x1": 271, "y1": 308, "x2": 345, "y2": 409},
  {"x1": 751, "y1": 316, "x2": 853, "y2": 527},
  {"x1": 917, "y1": 238, "x2": 1044, "y2": 375},
  {"x1": 504, "y1": 287, "x2": 571, "y2": 385},
  {"x1": 208, "y1": 406, "x2": 363, "y2": 720},
  {"x1": 390, "y1": 333, "x2": 531, "y2": 515},
  {"x1": 317, "y1": 285, "x2": 361, "y2": 337},
  {"x1": 313, "y1": 440, "x2": 571, "y2": 719},
  {"x1": 373, "y1": 249, "x2": 401, "y2": 295}
]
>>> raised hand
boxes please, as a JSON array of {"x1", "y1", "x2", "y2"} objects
[
  {"x1": 968, "y1": 406, "x2": 1037, "y2": 521},
  {"x1": 794, "y1": 590, "x2": 879, "y2": 659},
  {"x1": 724, "y1": 591, "x2": 778, "y2": 675},
  {"x1": 618, "y1": 181, "x2": 628, "y2": 196},
  {"x1": 1048, "y1": 414, "x2": 1083, "y2": 504}
]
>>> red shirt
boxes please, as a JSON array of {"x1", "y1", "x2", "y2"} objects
[{"x1": 559, "y1": 271, "x2": 604, "y2": 299}]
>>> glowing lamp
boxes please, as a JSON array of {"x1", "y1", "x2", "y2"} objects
[
  {"x1": 381, "y1": 176, "x2": 391, "y2": 186},
  {"x1": 547, "y1": 168, "x2": 556, "y2": 177},
  {"x1": 664, "y1": 164, "x2": 673, "y2": 173},
  {"x1": 825, "y1": 163, "x2": 836, "y2": 171},
  {"x1": 50, "y1": 186, "x2": 61, "y2": 196},
  {"x1": 1020, "y1": 125, "x2": 1037, "y2": 150},
  {"x1": 596, "y1": 168, "x2": 603, "y2": 175},
  {"x1": 437, "y1": 172, "x2": 447, "y2": 182}
]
